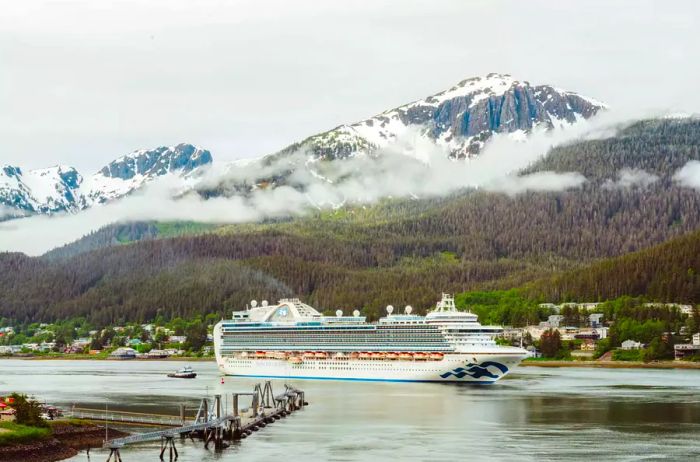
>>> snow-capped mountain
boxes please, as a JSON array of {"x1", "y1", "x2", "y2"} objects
[
  {"x1": 280, "y1": 73, "x2": 605, "y2": 160},
  {"x1": 0, "y1": 74, "x2": 605, "y2": 220},
  {"x1": 0, "y1": 144, "x2": 212, "y2": 217},
  {"x1": 199, "y1": 73, "x2": 606, "y2": 198}
]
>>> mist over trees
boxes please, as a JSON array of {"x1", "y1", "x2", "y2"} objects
[{"x1": 2, "y1": 118, "x2": 700, "y2": 324}]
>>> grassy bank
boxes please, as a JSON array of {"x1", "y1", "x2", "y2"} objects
[
  {"x1": 0, "y1": 422, "x2": 50, "y2": 447},
  {"x1": 0, "y1": 419, "x2": 129, "y2": 462}
]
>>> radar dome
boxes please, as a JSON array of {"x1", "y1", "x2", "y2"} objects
[
  {"x1": 336, "y1": 309, "x2": 343, "y2": 317},
  {"x1": 262, "y1": 300, "x2": 268, "y2": 307},
  {"x1": 353, "y1": 310, "x2": 360, "y2": 317},
  {"x1": 386, "y1": 305, "x2": 394, "y2": 315},
  {"x1": 405, "y1": 305, "x2": 413, "y2": 314},
  {"x1": 251, "y1": 300, "x2": 258, "y2": 307}
]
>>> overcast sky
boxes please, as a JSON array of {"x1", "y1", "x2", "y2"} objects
[{"x1": 1, "y1": 0, "x2": 698, "y2": 172}]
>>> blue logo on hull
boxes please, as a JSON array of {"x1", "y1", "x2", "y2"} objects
[{"x1": 440, "y1": 361, "x2": 509, "y2": 380}]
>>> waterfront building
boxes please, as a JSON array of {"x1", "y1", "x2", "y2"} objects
[
  {"x1": 110, "y1": 347, "x2": 137, "y2": 359},
  {"x1": 674, "y1": 333, "x2": 700, "y2": 360}
]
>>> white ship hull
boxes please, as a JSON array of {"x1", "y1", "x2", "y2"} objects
[{"x1": 216, "y1": 352, "x2": 524, "y2": 383}]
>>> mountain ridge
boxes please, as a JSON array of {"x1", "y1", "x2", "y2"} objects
[
  {"x1": 0, "y1": 74, "x2": 604, "y2": 220},
  {"x1": 0, "y1": 143, "x2": 212, "y2": 217}
]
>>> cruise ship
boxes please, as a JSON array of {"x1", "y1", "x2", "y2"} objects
[{"x1": 214, "y1": 294, "x2": 527, "y2": 383}]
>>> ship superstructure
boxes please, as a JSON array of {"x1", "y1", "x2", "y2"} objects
[{"x1": 214, "y1": 294, "x2": 527, "y2": 383}]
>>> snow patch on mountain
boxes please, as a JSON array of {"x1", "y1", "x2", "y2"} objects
[
  {"x1": 0, "y1": 144, "x2": 212, "y2": 218},
  {"x1": 291, "y1": 73, "x2": 606, "y2": 161}
]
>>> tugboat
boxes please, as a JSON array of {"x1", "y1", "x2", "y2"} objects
[{"x1": 167, "y1": 365, "x2": 197, "y2": 379}]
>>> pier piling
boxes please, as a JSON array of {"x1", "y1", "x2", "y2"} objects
[{"x1": 99, "y1": 381, "x2": 306, "y2": 460}]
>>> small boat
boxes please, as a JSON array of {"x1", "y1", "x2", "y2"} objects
[
  {"x1": 289, "y1": 356, "x2": 303, "y2": 364},
  {"x1": 386, "y1": 352, "x2": 399, "y2": 360},
  {"x1": 370, "y1": 352, "x2": 386, "y2": 360},
  {"x1": 315, "y1": 352, "x2": 328, "y2": 359},
  {"x1": 358, "y1": 352, "x2": 371, "y2": 360},
  {"x1": 167, "y1": 366, "x2": 197, "y2": 379},
  {"x1": 302, "y1": 351, "x2": 316, "y2": 359},
  {"x1": 398, "y1": 352, "x2": 413, "y2": 360},
  {"x1": 413, "y1": 352, "x2": 428, "y2": 361},
  {"x1": 255, "y1": 351, "x2": 267, "y2": 359},
  {"x1": 429, "y1": 353, "x2": 444, "y2": 361}
]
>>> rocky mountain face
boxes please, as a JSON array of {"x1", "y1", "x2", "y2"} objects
[
  {"x1": 286, "y1": 73, "x2": 605, "y2": 160},
  {"x1": 0, "y1": 144, "x2": 211, "y2": 217}
]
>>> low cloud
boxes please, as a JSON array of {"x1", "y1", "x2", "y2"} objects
[
  {"x1": 604, "y1": 168, "x2": 659, "y2": 189},
  {"x1": 0, "y1": 123, "x2": 594, "y2": 256},
  {"x1": 674, "y1": 160, "x2": 700, "y2": 189}
]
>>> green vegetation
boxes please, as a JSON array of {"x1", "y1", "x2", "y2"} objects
[
  {"x1": 611, "y1": 349, "x2": 643, "y2": 361},
  {"x1": 0, "y1": 422, "x2": 50, "y2": 447},
  {"x1": 455, "y1": 289, "x2": 552, "y2": 327},
  {"x1": 1, "y1": 315, "x2": 220, "y2": 357},
  {"x1": 9, "y1": 393, "x2": 47, "y2": 428}
]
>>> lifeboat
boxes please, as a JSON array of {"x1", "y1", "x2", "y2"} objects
[
  {"x1": 413, "y1": 352, "x2": 428, "y2": 361},
  {"x1": 302, "y1": 351, "x2": 315, "y2": 359},
  {"x1": 398, "y1": 352, "x2": 413, "y2": 360},
  {"x1": 289, "y1": 356, "x2": 303, "y2": 364},
  {"x1": 358, "y1": 352, "x2": 371, "y2": 360},
  {"x1": 429, "y1": 353, "x2": 444, "y2": 361},
  {"x1": 255, "y1": 351, "x2": 267, "y2": 359},
  {"x1": 371, "y1": 352, "x2": 386, "y2": 360},
  {"x1": 349, "y1": 352, "x2": 360, "y2": 359},
  {"x1": 315, "y1": 352, "x2": 328, "y2": 359},
  {"x1": 272, "y1": 351, "x2": 287, "y2": 360},
  {"x1": 386, "y1": 352, "x2": 399, "y2": 360},
  {"x1": 265, "y1": 351, "x2": 277, "y2": 358}
]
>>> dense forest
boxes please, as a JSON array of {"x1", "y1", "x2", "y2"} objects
[
  {"x1": 2, "y1": 118, "x2": 700, "y2": 325},
  {"x1": 527, "y1": 228, "x2": 700, "y2": 303}
]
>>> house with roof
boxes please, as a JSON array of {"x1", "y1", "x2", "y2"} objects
[{"x1": 621, "y1": 340, "x2": 643, "y2": 350}]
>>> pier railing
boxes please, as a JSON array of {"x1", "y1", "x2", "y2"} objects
[{"x1": 66, "y1": 407, "x2": 185, "y2": 427}]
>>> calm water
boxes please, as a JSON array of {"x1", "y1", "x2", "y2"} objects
[{"x1": 0, "y1": 360, "x2": 699, "y2": 461}]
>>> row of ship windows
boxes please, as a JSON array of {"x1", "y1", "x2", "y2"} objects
[
  {"x1": 223, "y1": 332, "x2": 446, "y2": 338},
  {"x1": 222, "y1": 327, "x2": 441, "y2": 334},
  {"x1": 221, "y1": 342, "x2": 452, "y2": 350},
  {"x1": 223, "y1": 336, "x2": 448, "y2": 343},
  {"x1": 228, "y1": 361, "x2": 446, "y2": 371}
]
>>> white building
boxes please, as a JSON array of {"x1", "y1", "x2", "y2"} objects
[
  {"x1": 621, "y1": 340, "x2": 643, "y2": 350},
  {"x1": 110, "y1": 347, "x2": 137, "y2": 359},
  {"x1": 589, "y1": 313, "x2": 604, "y2": 328}
]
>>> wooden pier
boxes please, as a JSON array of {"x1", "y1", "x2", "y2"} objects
[{"x1": 69, "y1": 382, "x2": 307, "y2": 461}]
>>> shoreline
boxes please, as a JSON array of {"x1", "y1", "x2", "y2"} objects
[
  {"x1": 0, "y1": 422, "x2": 128, "y2": 462},
  {"x1": 3, "y1": 355, "x2": 700, "y2": 370},
  {"x1": 521, "y1": 360, "x2": 700, "y2": 370}
]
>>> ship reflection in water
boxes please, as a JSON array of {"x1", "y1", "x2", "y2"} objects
[{"x1": 0, "y1": 359, "x2": 698, "y2": 461}]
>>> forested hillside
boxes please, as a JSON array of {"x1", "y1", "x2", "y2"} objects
[
  {"x1": 2, "y1": 118, "x2": 700, "y2": 325},
  {"x1": 527, "y1": 228, "x2": 700, "y2": 303}
]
